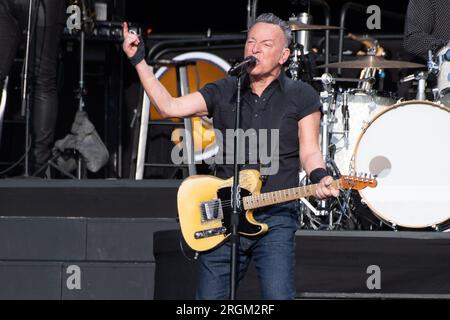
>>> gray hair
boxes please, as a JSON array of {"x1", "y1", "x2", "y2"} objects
[{"x1": 249, "y1": 13, "x2": 292, "y2": 48}]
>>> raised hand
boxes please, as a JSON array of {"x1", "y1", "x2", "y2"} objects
[{"x1": 122, "y1": 22, "x2": 141, "y2": 60}]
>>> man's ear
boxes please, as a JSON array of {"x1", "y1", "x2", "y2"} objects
[{"x1": 280, "y1": 47, "x2": 291, "y2": 65}]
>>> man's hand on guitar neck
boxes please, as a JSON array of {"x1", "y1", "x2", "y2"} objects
[{"x1": 316, "y1": 176, "x2": 340, "y2": 199}]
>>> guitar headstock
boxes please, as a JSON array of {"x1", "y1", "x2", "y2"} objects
[{"x1": 339, "y1": 173, "x2": 377, "y2": 190}]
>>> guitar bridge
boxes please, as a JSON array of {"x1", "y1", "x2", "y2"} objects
[
  {"x1": 200, "y1": 199, "x2": 224, "y2": 223},
  {"x1": 194, "y1": 227, "x2": 227, "y2": 239}
]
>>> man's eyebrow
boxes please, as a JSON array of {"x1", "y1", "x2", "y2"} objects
[{"x1": 247, "y1": 37, "x2": 275, "y2": 43}]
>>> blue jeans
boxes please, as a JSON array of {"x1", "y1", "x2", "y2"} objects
[{"x1": 196, "y1": 201, "x2": 299, "y2": 300}]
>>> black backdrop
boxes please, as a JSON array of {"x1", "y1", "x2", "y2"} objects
[
  {"x1": 124, "y1": 0, "x2": 409, "y2": 34},
  {"x1": 0, "y1": 0, "x2": 414, "y2": 179}
]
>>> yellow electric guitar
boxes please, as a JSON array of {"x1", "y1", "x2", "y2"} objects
[{"x1": 177, "y1": 169, "x2": 377, "y2": 252}]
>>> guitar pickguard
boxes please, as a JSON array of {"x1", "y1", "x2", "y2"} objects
[{"x1": 217, "y1": 187, "x2": 263, "y2": 236}]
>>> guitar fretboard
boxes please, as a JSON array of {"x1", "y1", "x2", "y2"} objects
[{"x1": 243, "y1": 180, "x2": 342, "y2": 210}]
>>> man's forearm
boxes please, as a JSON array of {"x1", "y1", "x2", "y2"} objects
[
  {"x1": 301, "y1": 150, "x2": 326, "y2": 175},
  {"x1": 135, "y1": 61, "x2": 175, "y2": 118}
]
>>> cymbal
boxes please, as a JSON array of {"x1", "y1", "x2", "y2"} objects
[
  {"x1": 317, "y1": 56, "x2": 426, "y2": 69},
  {"x1": 288, "y1": 21, "x2": 343, "y2": 31}
]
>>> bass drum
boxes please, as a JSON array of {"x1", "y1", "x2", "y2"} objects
[
  {"x1": 153, "y1": 52, "x2": 231, "y2": 161},
  {"x1": 353, "y1": 100, "x2": 450, "y2": 229}
]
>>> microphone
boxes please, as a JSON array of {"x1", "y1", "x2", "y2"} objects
[{"x1": 228, "y1": 56, "x2": 257, "y2": 76}]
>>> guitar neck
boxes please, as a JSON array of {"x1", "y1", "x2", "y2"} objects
[{"x1": 243, "y1": 180, "x2": 342, "y2": 210}]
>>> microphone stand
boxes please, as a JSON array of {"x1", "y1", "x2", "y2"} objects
[
  {"x1": 21, "y1": 0, "x2": 35, "y2": 177},
  {"x1": 229, "y1": 73, "x2": 243, "y2": 300},
  {"x1": 77, "y1": 4, "x2": 86, "y2": 179}
]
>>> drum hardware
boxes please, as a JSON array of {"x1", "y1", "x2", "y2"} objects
[
  {"x1": 342, "y1": 91, "x2": 349, "y2": 149},
  {"x1": 427, "y1": 50, "x2": 440, "y2": 76},
  {"x1": 289, "y1": 12, "x2": 313, "y2": 55},
  {"x1": 400, "y1": 71, "x2": 429, "y2": 100},
  {"x1": 298, "y1": 74, "x2": 338, "y2": 228},
  {"x1": 288, "y1": 43, "x2": 302, "y2": 81},
  {"x1": 353, "y1": 46, "x2": 384, "y2": 91},
  {"x1": 298, "y1": 158, "x2": 361, "y2": 231},
  {"x1": 316, "y1": 74, "x2": 337, "y2": 161},
  {"x1": 432, "y1": 45, "x2": 450, "y2": 107},
  {"x1": 358, "y1": 67, "x2": 377, "y2": 91},
  {"x1": 288, "y1": 42, "x2": 314, "y2": 82},
  {"x1": 297, "y1": 74, "x2": 366, "y2": 231},
  {"x1": 313, "y1": 73, "x2": 376, "y2": 85},
  {"x1": 288, "y1": 21, "x2": 342, "y2": 31}
]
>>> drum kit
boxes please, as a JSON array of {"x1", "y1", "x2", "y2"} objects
[{"x1": 286, "y1": 21, "x2": 450, "y2": 232}]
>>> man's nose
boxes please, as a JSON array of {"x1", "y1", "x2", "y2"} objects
[{"x1": 252, "y1": 43, "x2": 260, "y2": 54}]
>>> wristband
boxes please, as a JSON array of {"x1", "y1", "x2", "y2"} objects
[
  {"x1": 309, "y1": 167, "x2": 328, "y2": 184},
  {"x1": 129, "y1": 35, "x2": 146, "y2": 66}
]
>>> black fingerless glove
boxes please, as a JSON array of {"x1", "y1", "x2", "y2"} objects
[
  {"x1": 129, "y1": 35, "x2": 146, "y2": 66},
  {"x1": 309, "y1": 167, "x2": 328, "y2": 184}
]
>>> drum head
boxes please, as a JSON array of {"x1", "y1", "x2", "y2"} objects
[{"x1": 353, "y1": 101, "x2": 450, "y2": 228}]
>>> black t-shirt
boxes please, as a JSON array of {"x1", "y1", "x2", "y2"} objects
[{"x1": 199, "y1": 72, "x2": 321, "y2": 193}]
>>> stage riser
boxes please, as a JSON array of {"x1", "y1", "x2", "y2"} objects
[
  {"x1": 296, "y1": 235, "x2": 450, "y2": 296},
  {"x1": 154, "y1": 230, "x2": 450, "y2": 299},
  {"x1": 0, "y1": 217, "x2": 178, "y2": 261},
  {"x1": 0, "y1": 262, "x2": 154, "y2": 300},
  {"x1": 1, "y1": 217, "x2": 450, "y2": 299},
  {"x1": 0, "y1": 217, "x2": 178, "y2": 300},
  {"x1": 0, "y1": 179, "x2": 180, "y2": 218}
]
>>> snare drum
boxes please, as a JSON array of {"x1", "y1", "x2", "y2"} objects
[
  {"x1": 331, "y1": 89, "x2": 396, "y2": 174},
  {"x1": 353, "y1": 100, "x2": 450, "y2": 229}
]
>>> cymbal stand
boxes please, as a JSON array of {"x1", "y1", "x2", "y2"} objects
[
  {"x1": 74, "y1": 0, "x2": 92, "y2": 178},
  {"x1": 427, "y1": 49, "x2": 441, "y2": 101},
  {"x1": 317, "y1": 73, "x2": 335, "y2": 215},
  {"x1": 0, "y1": 77, "x2": 8, "y2": 146},
  {"x1": 318, "y1": 73, "x2": 334, "y2": 162},
  {"x1": 288, "y1": 43, "x2": 302, "y2": 81}
]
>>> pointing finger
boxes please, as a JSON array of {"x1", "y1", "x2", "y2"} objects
[{"x1": 123, "y1": 21, "x2": 129, "y2": 38}]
